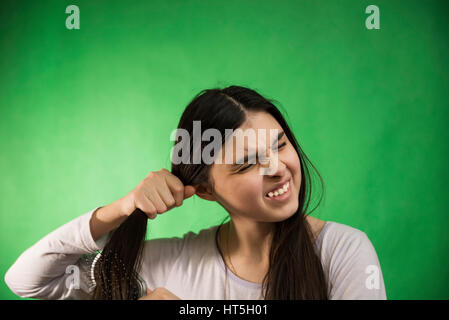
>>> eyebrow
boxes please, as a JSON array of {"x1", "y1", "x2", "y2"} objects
[{"x1": 230, "y1": 131, "x2": 285, "y2": 168}]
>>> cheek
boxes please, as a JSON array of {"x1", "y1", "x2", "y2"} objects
[
  {"x1": 239, "y1": 179, "x2": 262, "y2": 198},
  {"x1": 283, "y1": 147, "x2": 302, "y2": 191},
  {"x1": 291, "y1": 153, "x2": 302, "y2": 191},
  {"x1": 225, "y1": 178, "x2": 263, "y2": 207}
]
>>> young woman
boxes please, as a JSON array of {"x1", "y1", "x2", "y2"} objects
[{"x1": 5, "y1": 85, "x2": 387, "y2": 300}]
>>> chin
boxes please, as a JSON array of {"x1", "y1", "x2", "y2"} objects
[
  {"x1": 286, "y1": 204, "x2": 299, "y2": 218},
  {"x1": 269, "y1": 205, "x2": 298, "y2": 223}
]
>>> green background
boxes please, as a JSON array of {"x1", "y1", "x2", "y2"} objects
[{"x1": 1, "y1": 0, "x2": 448, "y2": 300}]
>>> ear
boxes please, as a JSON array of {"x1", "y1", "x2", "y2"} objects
[{"x1": 194, "y1": 183, "x2": 217, "y2": 202}]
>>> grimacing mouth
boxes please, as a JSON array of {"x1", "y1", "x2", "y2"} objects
[{"x1": 264, "y1": 178, "x2": 291, "y2": 197}]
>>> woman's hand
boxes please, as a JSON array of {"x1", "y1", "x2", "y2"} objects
[
  {"x1": 118, "y1": 168, "x2": 197, "y2": 220},
  {"x1": 138, "y1": 287, "x2": 181, "y2": 300}
]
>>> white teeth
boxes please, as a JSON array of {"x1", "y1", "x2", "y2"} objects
[{"x1": 267, "y1": 181, "x2": 290, "y2": 198}]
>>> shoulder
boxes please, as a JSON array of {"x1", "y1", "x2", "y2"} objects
[
  {"x1": 319, "y1": 221, "x2": 381, "y2": 276},
  {"x1": 317, "y1": 220, "x2": 372, "y2": 260},
  {"x1": 306, "y1": 215, "x2": 327, "y2": 242},
  {"x1": 314, "y1": 219, "x2": 382, "y2": 277},
  {"x1": 316, "y1": 221, "x2": 387, "y2": 299},
  {"x1": 321, "y1": 220, "x2": 369, "y2": 246}
]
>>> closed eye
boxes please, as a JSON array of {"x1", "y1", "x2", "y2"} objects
[
  {"x1": 277, "y1": 142, "x2": 287, "y2": 149},
  {"x1": 237, "y1": 142, "x2": 287, "y2": 172},
  {"x1": 237, "y1": 163, "x2": 253, "y2": 172}
]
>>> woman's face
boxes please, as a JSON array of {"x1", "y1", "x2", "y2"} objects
[{"x1": 207, "y1": 111, "x2": 302, "y2": 223}]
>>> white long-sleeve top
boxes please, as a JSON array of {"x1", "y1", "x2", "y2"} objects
[{"x1": 4, "y1": 206, "x2": 387, "y2": 300}]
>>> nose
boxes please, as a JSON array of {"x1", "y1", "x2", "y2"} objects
[{"x1": 259, "y1": 153, "x2": 286, "y2": 176}]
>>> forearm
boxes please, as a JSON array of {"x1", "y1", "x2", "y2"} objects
[{"x1": 5, "y1": 207, "x2": 110, "y2": 299}]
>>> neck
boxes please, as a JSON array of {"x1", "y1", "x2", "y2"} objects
[{"x1": 222, "y1": 217, "x2": 274, "y2": 263}]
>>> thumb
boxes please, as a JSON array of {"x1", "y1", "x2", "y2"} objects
[{"x1": 183, "y1": 185, "x2": 197, "y2": 199}]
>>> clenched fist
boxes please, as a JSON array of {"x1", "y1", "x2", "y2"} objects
[{"x1": 118, "y1": 168, "x2": 197, "y2": 220}]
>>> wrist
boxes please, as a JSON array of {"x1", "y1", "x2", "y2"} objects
[{"x1": 115, "y1": 193, "x2": 135, "y2": 218}]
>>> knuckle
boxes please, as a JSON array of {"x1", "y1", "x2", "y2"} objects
[
  {"x1": 173, "y1": 183, "x2": 184, "y2": 192},
  {"x1": 136, "y1": 181, "x2": 144, "y2": 191},
  {"x1": 147, "y1": 209, "x2": 157, "y2": 217},
  {"x1": 166, "y1": 199, "x2": 176, "y2": 207},
  {"x1": 136, "y1": 198, "x2": 155, "y2": 214},
  {"x1": 147, "y1": 171, "x2": 156, "y2": 179}
]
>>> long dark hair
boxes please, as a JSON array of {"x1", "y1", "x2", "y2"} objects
[{"x1": 92, "y1": 85, "x2": 328, "y2": 299}]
